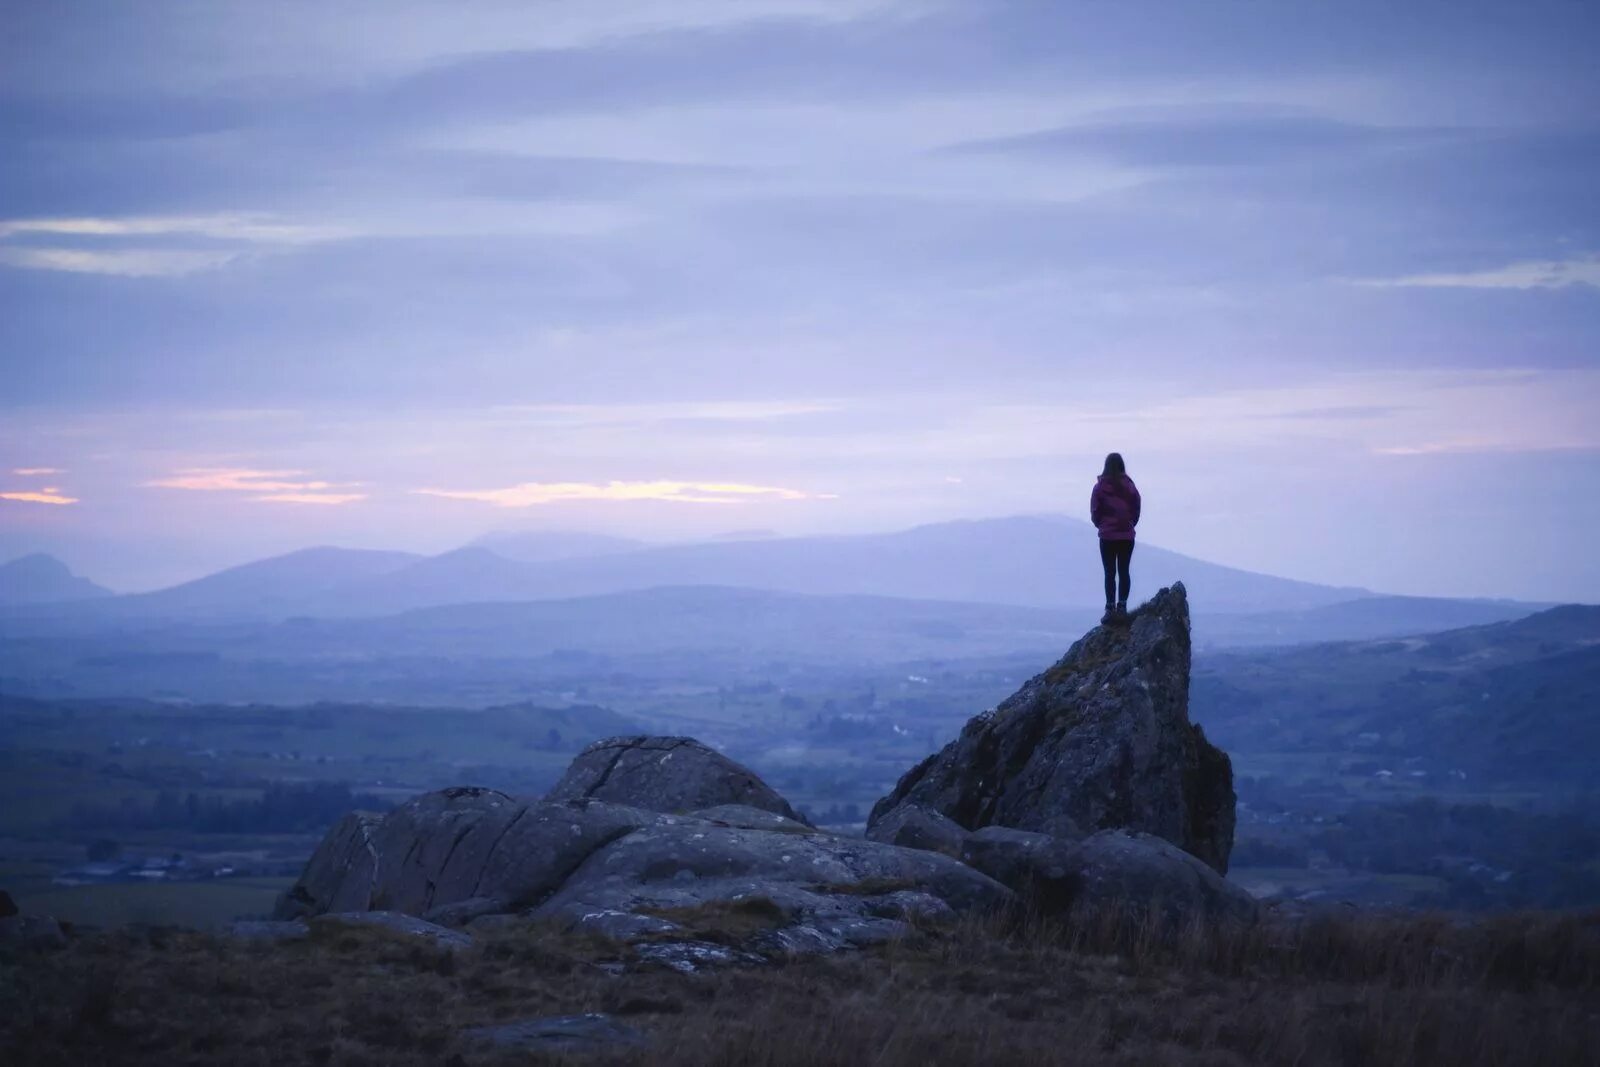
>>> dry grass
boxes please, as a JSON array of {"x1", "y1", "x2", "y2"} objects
[{"x1": 2, "y1": 905, "x2": 1597, "y2": 1066}]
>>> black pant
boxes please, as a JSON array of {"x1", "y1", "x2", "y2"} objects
[{"x1": 1100, "y1": 539, "x2": 1134, "y2": 605}]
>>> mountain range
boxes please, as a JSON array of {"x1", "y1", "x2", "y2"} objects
[
  {"x1": 2, "y1": 517, "x2": 1556, "y2": 666},
  {"x1": 8, "y1": 516, "x2": 1382, "y2": 619}
]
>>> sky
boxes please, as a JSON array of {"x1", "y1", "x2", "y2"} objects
[{"x1": 2, "y1": 0, "x2": 1598, "y2": 600}]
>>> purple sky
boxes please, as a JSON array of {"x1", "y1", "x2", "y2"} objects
[{"x1": 3, "y1": 1, "x2": 1598, "y2": 600}]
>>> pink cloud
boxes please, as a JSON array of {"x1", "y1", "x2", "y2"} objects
[
  {"x1": 146, "y1": 468, "x2": 334, "y2": 492},
  {"x1": 414, "y1": 479, "x2": 837, "y2": 507},
  {"x1": 252, "y1": 492, "x2": 368, "y2": 505},
  {"x1": 0, "y1": 489, "x2": 77, "y2": 505},
  {"x1": 11, "y1": 467, "x2": 64, "y2": 476},
  {"x1": 146, "y1": 467, "x2": 364, "y2": 504}
]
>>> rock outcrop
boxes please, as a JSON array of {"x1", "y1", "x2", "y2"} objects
[
  {"x1": 284, "y1": 591, "x2": 1251, "y2": 957},
  {"x1": 535, "y1": 816, "x2": 1008, "y2": 928},
  {"x1": 1059, "y1": 830, "x2": 1257, "y2": 926},
  {"x1": 868, "y1": 583, "x2": 1236, "y2": 874},
  {"x1": 955, "y1": 826, "x2": 1256, "y2": 926},
  {"x1": 277, "y1": 811, "x2": 382, "y2": 918},
  {"x1": 277, "y1": 790, "x2": 654, "y2": 919},
  {"x1": 545, "y1": 736, "x2": 807, "y2": 824},
  {"x1": 278, "y1": 775, "x2": 1013, "y2": 949}
]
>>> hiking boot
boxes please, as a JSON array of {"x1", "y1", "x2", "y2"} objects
[
  {"x1": 1100, "y1": 604, "x2": 1116, "y2": 625},
  {"x1": 1116, "y1": 600, "x2": 1128, "y2": 618}
]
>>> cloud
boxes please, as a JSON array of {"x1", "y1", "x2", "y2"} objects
[
  {"x1": 414, "y1": 479, "x2": 837, "y2": 507},
  {"x1": 489, "y1": 400, "x2": 842, "y2": 425},
  {"x1": 148, "y1": 468, "x2": 330, "y2": 492},
  {"x1": 11, "y1": 467, "x2": 64, "y2": 476},
  {"x1": 0, "y1": 214, "x2": 344, "y2": 243},
  {"x1": 1264, "y1": 405, "x2": 1409, "y2": 421},
  {"x1": 1372, "y1": 441, "x2": 1600, "y2": 457},
  {"x1": 251, "y1": 492, "x2": 369, "y2": 505},
  {"x1": 0, "y1": 489, "x2": 77, "y2": 505},
  {"x1": 0, "y1": 206, "x2": 630, "y2": 278},
  {"x1": 947, "y1": 112, "x2": 1458, "y2": 168},
  {"x1": 1355, "y1": 256, "x2": 1600, "y2": 291},
  {"x1": 0, "y1": 247, "x2": 242, "y2": 277},
  {"x1": 7, "y1": 0, "x2": 934, "y2": 98},
  {"x1": 146, "y1": 468, "x2": 364, "y2": 504},
  {"x1": 0, "y1": 213, "x2": 350, "y2": 277}
]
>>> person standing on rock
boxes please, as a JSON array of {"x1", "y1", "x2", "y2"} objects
[{"x1": 1090, "y1": 452, "x2": 1140, "y2": 623}]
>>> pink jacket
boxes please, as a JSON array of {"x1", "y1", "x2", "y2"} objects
[{"x1": 1090, "y1": 474, "x2": 1141, "y2": 540}]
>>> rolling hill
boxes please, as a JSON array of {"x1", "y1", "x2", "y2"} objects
[
  {"x1": 29, "y1": 516, "x2": 1385, "y2": 622},
  {"x1": 0, "y1": 554, "x2": 111, "y2": 604},
  {"x1": 472, "y1": 530, "x2": 648, "y2": 563},
  {"x1": 99, "y1": 546, "x2": 424, "y2": 618},
  {"x1": 1191, "y1": 603, "x2": 1600, "y2": 786}
]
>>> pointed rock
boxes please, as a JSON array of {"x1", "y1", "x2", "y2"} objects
[{"x1": 868, "y1": 583, "x2": 1237, "y2": 874}]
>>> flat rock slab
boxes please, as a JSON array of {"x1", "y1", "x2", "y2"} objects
[
  {"x1": 751, "y1": 917, "x2": 911, "y2": 956},
  {"x1": 314, "y1": 911, "x2": 474, "y2": 951},
  {"x1": 462, "y1": 1012, "x2": 647, "y2": 1052},
  {"x1": 689, "y1": 804, "x2": 817, "y2": 834},
  {"x1": 633, "y1": 940, "x2": 762, "y2": 973},
  {"x1": 533, "y1": 821, "x2": 1014, "y2": 925},
  {"x1": 574, "y1": 910, "x2": 685, "y2": 941}
]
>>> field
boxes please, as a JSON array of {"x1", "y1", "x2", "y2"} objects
[
  {"x1": 3, "y1": 904, "x2": 1597, "y2": 1066},
  {"x1": 6, "y1": 615, "x2": 1600, "y2": 919},
  {"x1": 10, "y1": 879, "x2": 293, "y2": 930}
]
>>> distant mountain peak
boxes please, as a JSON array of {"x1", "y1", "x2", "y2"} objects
[{"x1": 0, "y1": 553, "x2": 112, "y2": 604}]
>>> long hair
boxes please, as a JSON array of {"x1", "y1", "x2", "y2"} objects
[{"x1": 1101, "y1": 452, "x2": 1127, "y2": 478}]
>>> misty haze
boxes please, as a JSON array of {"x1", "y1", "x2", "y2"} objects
[{"x1": 3, "y1": 3, "x2": 1598, "y2": 1065}]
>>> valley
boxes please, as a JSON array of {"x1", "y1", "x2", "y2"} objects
[{"x1": 4, "y1": 596, "x2": 1598, "y2": 924}]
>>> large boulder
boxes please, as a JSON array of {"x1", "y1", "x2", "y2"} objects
[
  {"x1": 275, "y1": 810, "x2": 382, "y2": 918},
  {"x1": 546, "y1": 736, "x2": 807, "y2": 824},
  {"x1": 280, "y1": 748, "x2": 1012, "y2": 951},
  {"x1": 958, "y1": 826, "x2": 1081, "y2": 913},
  {"x1": 278, "y1": 789, "x2": 656, "y2": 919},
  {"x1": 957, "y1": 826, "x2": 1256, "y2": 925},
  {"x1": 864, "y1": 802, "x2": 970, "y2": 858},
  {"x1": 1064, "y1": 830, "x2": 1258, "y2": 926},
  {"x1": 868, "y1": 584, "x2": 1237, "y2": 873}
]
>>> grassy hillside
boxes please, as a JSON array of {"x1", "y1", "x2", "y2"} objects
[
  {"x1": 1193, "y1": 604, "x2": 1600, "y2": 787},
  {"x1": 3, "y1": 906, "x2": 1595, "y2": 1066}
]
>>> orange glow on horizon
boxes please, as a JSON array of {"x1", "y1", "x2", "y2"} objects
[
  {"x1": 0, "y1": 489, "x2": 78, "y2": 505},
  {"x1": 414, "y1": 479, "x2": 838, "y2": 507}
]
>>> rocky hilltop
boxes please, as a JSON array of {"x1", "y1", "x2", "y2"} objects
[
  {"x1": 869, "y1": 582, "x2": 1235, "y2": 874},
  {"x1": 272, "y1": 584, "x2": 1253, "y2": 959}
]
